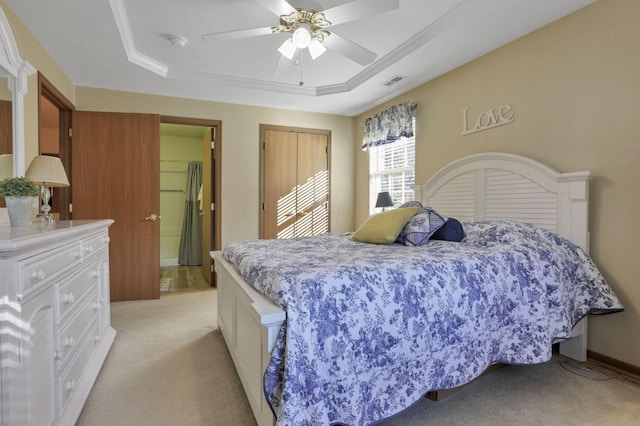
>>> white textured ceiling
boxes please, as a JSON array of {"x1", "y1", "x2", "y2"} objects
[{"x1": 5, "y1": 0, "x2": 594, "y2": 116}]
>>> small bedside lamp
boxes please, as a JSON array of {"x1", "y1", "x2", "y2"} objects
[
  {"x1": 25, "y1": 155, "x2": 69, "y2": 223},
  {"x1": 375, "y1": 191, "x2": 394, "y2": 211},
  {"x1": 0, "y1": 154, "x2": 13, "y2": 180}
]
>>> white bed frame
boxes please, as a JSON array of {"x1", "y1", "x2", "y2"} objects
[{"x1": 211, "y1": 152, "x2": 591, "y2": 426}]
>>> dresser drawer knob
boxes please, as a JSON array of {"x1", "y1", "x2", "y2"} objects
[
  {"x1": 94, "y1": 301, "x2": 101, "y2": 311},
  {"x1": 65, "y1": 336, "x2": 76, "y2": 348},
  {"x1": 103, "y1": 236, "x2": 110, "y2": 243},
  {"x1": 84, "y1": 246, "x2": 94, "y2": 253},
  {"x1": 66, "y1": 379, "x2": 78, "y2": 391},
  {"x1": 63, "y1": 293, "x2": 75, "y2": 304},
  {"x1": 31, "y1": 270, "x2": 46, "y2": 281}
]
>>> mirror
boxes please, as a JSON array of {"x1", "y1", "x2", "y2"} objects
[{"x1": 0, "y1": 5, "x2": 36, "y2": 176}]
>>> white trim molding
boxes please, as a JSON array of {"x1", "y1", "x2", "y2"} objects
[{"x1": 109, "y1": 0, "x2": 168, "y2": 77}]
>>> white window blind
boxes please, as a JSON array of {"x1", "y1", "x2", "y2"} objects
[{"x1": 369, "y1": 135, "x2": 415, "y2": 214}]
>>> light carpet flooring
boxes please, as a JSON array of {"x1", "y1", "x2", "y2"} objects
[{"x1": 77, "y1": 290, "x2": 640, "y2": 426}]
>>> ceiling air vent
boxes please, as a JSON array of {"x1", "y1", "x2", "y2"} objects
[{"x1": 382, "y1": 75, "x2": 407, "y2": 87}]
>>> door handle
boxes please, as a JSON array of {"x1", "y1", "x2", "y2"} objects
[{"x1": 144, "y1": 214, "x2": 161, "y2": 221}]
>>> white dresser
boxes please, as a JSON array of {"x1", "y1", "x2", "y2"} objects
[{"x1": 0, "y1": 220, "x2": 116, "y2": 425}]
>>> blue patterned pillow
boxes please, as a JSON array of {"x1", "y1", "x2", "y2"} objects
[
  {"x1": 399, "y1": 200, "x2": 424, "y2": 209},
  {"x1": 397, "y1": 207, "x2": 448, "y2": 246},
  {"x1": 430, "y1": 218, "x2": 466, "y2": 242}
]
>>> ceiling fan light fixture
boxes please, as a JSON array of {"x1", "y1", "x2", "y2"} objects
[
  {"x1": 292, "y1": 27, "x2": 311, "y2": 49},
  {"x1": 278, "y1": 38, "x2": 297, "y2": 60},
  {"x1": 308, "y1": 38, "x2": 326, "y2": 60}
]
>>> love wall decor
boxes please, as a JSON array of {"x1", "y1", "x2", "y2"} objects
[{"x1": 461, "y1": 104, "x2": 515, "y2": 136}]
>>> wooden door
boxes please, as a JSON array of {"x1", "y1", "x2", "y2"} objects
[
  {"x1": 261, "y1": 126, "x2": 330, "y2": 239},
  {"x1": 38, "y1": 73, "x2": 74, "y2": 220},
  {"x1": 263, "y1": 129, "x2": 298, "y2": 239},
  {"x1": 296, "y1": 132, "x2": 329, "y2": 236},
  {"x1": 72, "y1": 111, "x2": 160, "y2": 301}
]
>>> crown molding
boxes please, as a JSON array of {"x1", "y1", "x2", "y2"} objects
[
  {"x1": 108, "y1": 0, "x2": 473, "y2": 96},
  {"x1": 109, "y1": 0, "x2": 168, "y2": 77}
]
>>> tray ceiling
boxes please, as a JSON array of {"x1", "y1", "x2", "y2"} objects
[{"x1": 5, "y1": 0, "x2": 594, "y2": 116}]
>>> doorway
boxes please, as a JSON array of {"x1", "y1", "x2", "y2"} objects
[
  {"x1": 160, "y1": 116, "x2": 221, "y2": 293},
  {"x1": 38, "y1": 72, "x2": 73, "y2": 220}
]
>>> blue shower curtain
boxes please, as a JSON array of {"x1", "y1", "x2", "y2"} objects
[{"x1": 178, "y1": 161, "x2": 203, "y2": 265}]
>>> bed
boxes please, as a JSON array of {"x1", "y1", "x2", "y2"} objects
[{"x1": 211, "y1": 152, "x2": 623, "y2": 426}]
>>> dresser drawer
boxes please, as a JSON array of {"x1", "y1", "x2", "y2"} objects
[
  {"x1": 18, "y1": 241, "x2": 82, "y2": 299},
  {"x1": 58, "y1": 319, "x2": 99, "y2": 413},
  {"x1": 58, "y1": 260, "x2": 100, "y2": 322},
  {"x1": 58, "y1": 285, "x2": 100, "y2": 368},
  {"x1": 81, "y1": 230, "x2": 110, "y2": 260}
]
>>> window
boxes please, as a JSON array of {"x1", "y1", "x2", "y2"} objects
[
  {"x1": 369, "y1": 131, "x2": 415, "y2": 214},
  {"x1": 362, "y1": 101, "x2": 417, "y2": 215}
]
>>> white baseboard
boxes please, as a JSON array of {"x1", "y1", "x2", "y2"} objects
[{"x1": 160, "y1": 258, "x2": 179, "y2": 267}]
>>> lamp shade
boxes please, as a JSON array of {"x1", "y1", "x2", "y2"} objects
[
  {"x1": 375, "y1": 191, "x2": 394, "y2": 208},
  {"x1": 25, "y1": 155, "x2": 69, "y2": 187},
  {"x1": 0, "y1": 154, "x2": 13, "y2": 180}
]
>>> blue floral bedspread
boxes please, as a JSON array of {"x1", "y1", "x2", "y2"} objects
[{"x1": 223, "y1": 221, "x2": 623, "y2": 426}]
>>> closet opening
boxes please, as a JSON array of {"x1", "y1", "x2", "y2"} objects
[{"x1": 159, "y1": 116, "x2": 221, "y2": 294}]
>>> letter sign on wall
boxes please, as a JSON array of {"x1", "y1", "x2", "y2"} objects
[{"x1": 461, "y1": 104, "x2": 515, "y2": 136}]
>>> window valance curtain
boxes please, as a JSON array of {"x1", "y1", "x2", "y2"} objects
[{"x1": 362, "y1": 101, "x2": 417, "y2": 150}]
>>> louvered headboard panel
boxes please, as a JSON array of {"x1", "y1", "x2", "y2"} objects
[
  {"x1": 424, "y1": 170, "x2": 476, "y2": 222},
  {"x1": 415, "y1": 152, "x2": 591, "y2": 252},
  {"x1": 484, "y1": 169, "x2": 559, "y2": 233}
]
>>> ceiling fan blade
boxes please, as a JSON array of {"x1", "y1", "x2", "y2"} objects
[
  {"x1": 277, "y1": 39, "x2": 297, "y2": 60},
  {"x1": 255, "y1": 0, "x2": 297, "y2": 17},
  {"x1": 322, "y1": 33, "x2": 376, "y2": 65},
  {"x1": 202, "y1": 26, "x2": 273, "y2": 42},
  {"x1": 274, "y1": 53, "x2": 295, "y2": 77},
  {"x1": 322, "y1": 0, "x2": 400, "y2": 26}
]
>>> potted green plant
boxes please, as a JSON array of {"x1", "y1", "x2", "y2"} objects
[{"x1": 0, "y1": 176, "x2": 40, "y2": 227}]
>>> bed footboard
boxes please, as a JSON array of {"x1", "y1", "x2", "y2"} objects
[
  {"x1": 558, "y1": 317, "x2": 588, "y2": 362},
  {"x1": 211, "y1": 251, "x2": 283, "y2": 426}
]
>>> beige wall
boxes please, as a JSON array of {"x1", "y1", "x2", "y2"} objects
[{"x1": 356, "y1": 0, "x2": 640, "y2": 367}]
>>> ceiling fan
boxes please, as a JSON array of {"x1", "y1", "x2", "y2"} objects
[{"x1": 202, "y1": 0, "x2": 400, "y2": 66}]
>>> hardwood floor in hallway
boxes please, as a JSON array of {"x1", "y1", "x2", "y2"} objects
[{"x1": 160, "y1": 265, "x2": 211, "y2": 293}]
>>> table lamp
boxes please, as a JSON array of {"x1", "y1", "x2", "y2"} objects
[
  {"x1": 375, "y1": 191, "x2": 394, "y2": 211},
  {"x1": 25, "y1": 155, "x2": 69, "y2": 223}
]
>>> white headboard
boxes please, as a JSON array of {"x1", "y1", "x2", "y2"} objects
[{"x1": 415, "y1": 152, "x2": 591, "y2": 253}]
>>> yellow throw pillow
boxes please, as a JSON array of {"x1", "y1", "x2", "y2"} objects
[{"x1": 351, "y1": 207, "x2": 419, "y2": 244}]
